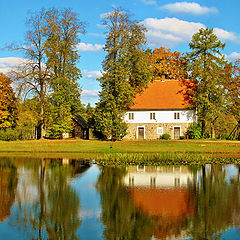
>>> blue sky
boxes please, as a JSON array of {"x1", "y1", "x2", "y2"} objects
[{"x1": 1, "y1": 0, "x2": 240, "y2": 106}]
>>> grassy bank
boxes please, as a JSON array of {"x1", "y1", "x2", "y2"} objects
[{"x1": 0, "y1": 139, "x2": 239, "y2": 158}]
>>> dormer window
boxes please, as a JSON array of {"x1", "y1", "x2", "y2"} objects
[
  {"x1": 150, "y1": 112, "x2": 156, "y2": 120},
  {"x1": 129, "y1": 113, "x2": 134, "y2": 120},
  {"x1": 174, "y1": 112, "x2": 180, "y2": 120}
]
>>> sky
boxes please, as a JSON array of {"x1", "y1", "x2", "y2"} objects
[{"x1": 0, "y1": 0, "x2": 240, "y2": 106}]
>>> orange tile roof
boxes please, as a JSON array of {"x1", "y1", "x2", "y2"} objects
[{"x1": 130, "y1": 80, "x2": 194, "y2": 110}]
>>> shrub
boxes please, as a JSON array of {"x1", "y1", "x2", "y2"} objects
[
  {"x1": 160, "y1": 134, "x2": 171, "y2": 140},
  {"x1": 188, "y1": 123, "x2": 202, "y2": 139},
  {"x1": 180, "y1": 136, "x2": 185, "y2": 140},
  {"x1": 0, "y1": 128, "x2": 18, "y2": 141}
]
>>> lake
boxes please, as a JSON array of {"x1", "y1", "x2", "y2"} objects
[{"x1": 0, "y1": 157, "x2": 239, "y2": 239}]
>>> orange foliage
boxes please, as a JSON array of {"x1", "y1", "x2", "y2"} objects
[
  {"x1": 149, "y1": 47, "x2": 186, "y2": 80},
  {"x1": 0, "y1": 73, "x2": 17, "y2": 128}
]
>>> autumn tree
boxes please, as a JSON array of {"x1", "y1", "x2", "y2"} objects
[
  {"x1": 9, "y1": 9, "x2": 51, "y2": 139},
  {"x1": 224, "y1": 59, "x2": 240, "y2": 139},
  {"x1": 186, "y1": 28, "x2": 227, "y2": 138},
  {"x1": 10, "y1": 8, "x2": 85, "y2": 139},
  {"x1": 149, "y1": 47, "x2": 186, "y2": 80},
  {"x1": 94, "y1": 8, "x2": 152, "y2": 140},
  {"x1": 0, "y1": 73, "x2": 17, "y2": 129}
]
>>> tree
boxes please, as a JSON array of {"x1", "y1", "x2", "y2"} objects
[
  {"x1": 186, "y1": 28, "x2": 227, "y2": 138},
  {"x1": 224, "y1": 59, "x2": 240, "y2": 139},
  {"x1": 149, "y1": 47, "x2": 186, "y2": 80},
  {"x1": 94, "y1": 8, "x2": 152, "y2": 140},
  {"x1": 10, "y1": 8, "x2": 85, "y2": 139},
  {"x1": 0, "y1": 73, "x2": 17, "y2": 129},
  {"x1": 9, "y1": 9, "x2": 51, "y2": 138},
  {"x1": 44, "y1": 8, "x2": 86, "y2": 138}
]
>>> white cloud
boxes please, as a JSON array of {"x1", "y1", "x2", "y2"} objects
[
  {"x1": 144, "y1": 17, "x2": 205, "y2": 47},
  {"x1": 81, "y1": 89, "x2": 100, "y2": 106},
  {"x1": 141, "y1": 0, "x2": 157, "y2": 6},
  {"x1": 213, "y1": 28, "x2": 238, "y2": 42},
  {"x1": 143, "y1": 17, "x2": 240, "y2": 47},
  {"x1": 76, "y1": 43, "x2": 104, "y2": 52},
  {"x1": 83, "y1": 70, "x2": 103, "y2": 79},
  {"x1": 81, "y1": 89, "x2": 100, "y2": 96},
  {"x1": 226, "y1": 52, "x2": 240, "y2": 61},
  {"x1": 0, "y1": 57, "x2": 26, "y2": 74},
  {"x1": 100, "y1": 11, "x2": 114, "y2": 19},
  {"x1": 160, "y1": 2, "x2": 218, "y2": 15}
]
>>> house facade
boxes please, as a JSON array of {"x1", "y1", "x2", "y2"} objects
[{"x1": 124, "y1": 80, "x2": 196, "y2": 140}]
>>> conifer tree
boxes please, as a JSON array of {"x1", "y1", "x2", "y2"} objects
[{"x1": 186, "y1": 28, "x2": 227, "y2": 138}]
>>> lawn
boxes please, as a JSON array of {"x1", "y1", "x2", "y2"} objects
[{"x1": 0, "y1": 139, "x2": 239, "y2": 157}]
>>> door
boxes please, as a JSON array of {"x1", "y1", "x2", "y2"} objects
[
  {"x1": 138, "y1": 127, "x2": 144, "y2": 140},
  {"x1": 174, "y1": 127, "x2": 180, "y2": 139}
]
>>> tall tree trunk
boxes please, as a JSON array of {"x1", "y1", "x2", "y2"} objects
[
  {"x1": 201, "y1": 120, "x2": 206, "y2": 137},
  {"x1": 211, "y1": 122, "x2": 216, "y2": 139}
]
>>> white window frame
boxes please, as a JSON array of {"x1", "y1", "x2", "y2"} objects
[{"x1": 157, "y1": 127, "x2": 163, "y2": 135}]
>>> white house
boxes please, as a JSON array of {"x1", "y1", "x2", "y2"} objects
[{"x1": 124, "y1": 80, "x2": 196, "y2": 140}]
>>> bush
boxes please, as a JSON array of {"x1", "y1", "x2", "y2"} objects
[
  {"x1": 160, "y1": 134, "x2": 171, "y2": 140},
  {"x1": 0, "y1": 128, "x2": 18, "y2": 141},
  {"x1": 0, "y1": 126, "x2": 34, "y2": 141},
  {"x1": 188, "y1": 123, "x2": 202, "y2": 139},
  {"x1": 180, "y1": 136, "x2": 185, "y2": 140}
]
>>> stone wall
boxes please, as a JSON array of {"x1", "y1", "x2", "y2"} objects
[{"x1": 124, "y1": 122, "x2": 192, "y2": 140}]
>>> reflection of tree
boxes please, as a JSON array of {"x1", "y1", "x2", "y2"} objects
[
  {"x1": 0, "y1": 159, "x2": 18, "y2": 222},
  {"x1": 189, "y1": 165, "x2": 240, "y2": 239},
  {"x1": 13, "y1": 159, "x2": 81, "y2": 240},
  {"x1": 96, "y1": 167, "x2": 153, "y2": 240}
]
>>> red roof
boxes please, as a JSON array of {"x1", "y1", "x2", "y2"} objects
[{"x1": 130, "y1": 80, "x2": 194, "y2": 110}]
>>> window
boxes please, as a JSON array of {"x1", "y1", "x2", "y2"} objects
[
  {"x1": 150, "y1": 112, "x2": 156, "y2": 120},
  {"x1": 174, "y1": 112, "x2": 180, "y2": 120},
  {"x1": 129, "y1": 113, "x2": 134, "y2": 120},
  {"x1": 157, "y1": 127, "x2": 163, "y2": 135}
]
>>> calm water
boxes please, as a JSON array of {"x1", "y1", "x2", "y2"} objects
[{"x1": 0, "y1": 157, "x2": 240, "y2": 240}]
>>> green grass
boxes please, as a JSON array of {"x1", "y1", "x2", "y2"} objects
[{"x1": 0, "y1": 139, "x2": 239, "y2": 159}]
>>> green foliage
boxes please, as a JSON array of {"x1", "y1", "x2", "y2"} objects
[
  {"x1": 188, "y1": 123, "x2": 202, "y2": 139},
  {"x1": 0, "y1": 129, "x2": 18, "y2": 141},
  {"x1": 160, "y1": 133, "x2": 171, "y2": 140},
  {"x1": 186, "y1": 28, "x2": 228, "y2": 138},
  {"x1": 47, "y1": 103, "x2": 73, "y2": 138},
  {"x1": 95, "y1": 8, "x2": 152, "y2": 140},
  {"x1": 180, "y1": 136, "x2": 186, "y2": 140},
  {"x1": 11, "y1": 8, "x2": 85, "y2": 139}
]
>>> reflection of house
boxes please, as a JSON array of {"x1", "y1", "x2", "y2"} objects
[
  {"x1": 124, "y1": 166, "x2": 196, "y2": 240},
  {"x1": 124, "y1": 80, "x2": 196, "y2": 140},
  {"x1": 124, "y1": 166, "x2": 195, "y2": 188}
]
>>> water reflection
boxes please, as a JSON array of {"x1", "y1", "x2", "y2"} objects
[
  {"x1": 0, "y1": 160, "x2": 18, "y2": 222},
  {"x1": 0, "y1": 158, "x2": 90, "y2": 239},
  {"x1": 97, "y1": 165, "x2": 240, "y2": 240},
  {"x1": 0, "y1": 157, "x2": 240, "y2": 240}
]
